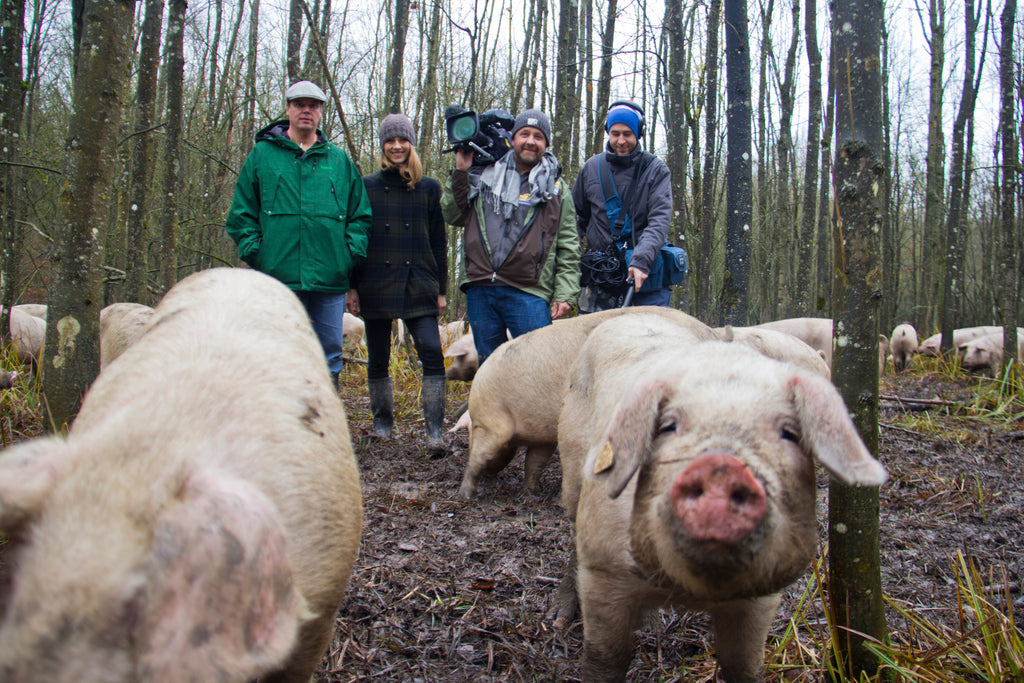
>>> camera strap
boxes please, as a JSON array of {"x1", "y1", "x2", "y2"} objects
[{"x1": 597, "y1": 152, "x2": 653, "y2": 249}]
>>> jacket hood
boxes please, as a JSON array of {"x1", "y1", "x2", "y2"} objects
[{"x1": 255, "y1": 120, "x2": 327, "y2": 148}]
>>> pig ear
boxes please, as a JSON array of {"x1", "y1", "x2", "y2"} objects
[
  {"x1": 0, "y1": 437, "x2": 70, "y2": 530},
  {"x1": 788, "y1": 373, "x2": 888, "y2": 486},
  {"x1": 589, "y1": 379, "x2": 668, "y2": 499},
  {"x1": 139, "y1": 469, "x2": 310, "y2": 680}
]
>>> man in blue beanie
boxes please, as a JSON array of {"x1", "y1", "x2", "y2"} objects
[
  {"x1": 573, "y1": 100, "x2": 673, "y2": 312},
  {"x1": 441, "y1": 108, "x2": 580, "y2": 364}
]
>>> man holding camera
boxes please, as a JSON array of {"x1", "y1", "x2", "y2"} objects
[
  {"x1": 574, "y1": 101, "x2": 673, "y2": 312},
  {"x1": 441, "y1": 108, "x2": 580, "y2": 364}
]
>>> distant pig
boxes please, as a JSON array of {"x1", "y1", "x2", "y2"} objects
[
  {"x1": 12, "y1": 303, "x2": 46, "y2": 320},
  {"x1": 0, "y1": 268, "x2": 362, "y2": 682},
  {"x1": 959, "y1": 330, "x2": 1024, "y2": 376},
  {"x1": 553, "y1": 313, "x2": 886, "y2": 682},
  {"x1": 714, "y1": 326, "x2": 831, "y2": 379},
  {"x1": 444, "y1": 331, "x2": 479, "y2": 381},
  {"x1": 754, "y1": 316, "x2": 833, "y2": 367},
  {"x1": 917, "y1": 326, "x2": 1002, "y2": 357},
  {"x1": 460, "y1": 308, "x2": 716, "y2": 499},
  {"x1": 439, "y1": 319, "x2": 468, "y2": 350},
  {"x1": 99, "y1": 302, "x2": 154, "y2": 368},
  {"x1": 343, "y1": 311, "x2": 366, "y2": 350},
  {"x1": 889, "y1": 323, "x2": 918, "y2": 372},
  {"x1": 6, "y1": 305, "x2": 46, "y2": 365}
]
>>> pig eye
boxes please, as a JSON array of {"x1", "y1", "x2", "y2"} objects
[
  {"x1": 657, "y1": 418, "x2": 677, "y2": 435},
  {"x1": 780, "y1": 426, "x2": 800, "y2": 443}
]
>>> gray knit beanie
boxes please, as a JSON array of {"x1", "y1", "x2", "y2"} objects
[
  {"x1": 378, "y1": 113, "x2": 417, "y2": 148},
  {"x1": 511, "y1": 109, "x2": 551, "y2": 145}
]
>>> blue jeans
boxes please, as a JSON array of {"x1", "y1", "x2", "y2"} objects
[
  {"x1": 465, "y1": 285, "x2": 551, "y2": 362},
  {"x1": 294, "y1": 291, "x2": 346, "y2": 374}
]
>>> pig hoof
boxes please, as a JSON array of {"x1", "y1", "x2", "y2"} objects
[{"x1": 459, "y1": 479, "x2": 477, "y2": 499}]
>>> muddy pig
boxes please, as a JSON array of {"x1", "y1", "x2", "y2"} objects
[
  {"x1": 459, "y1": 308, "x2": 716, "y2": 499},
  {"x1": 0, "y1": 268, "x2": 362, "y2": 682},
  {"x1": 889, "y1": 323, "x2": 918, "y2": 372},
  {"x1": 959, "y1": 330, "x2": 1024, "y2": 376},
  {"x1": 444, "y1": 331, "x2": 479, "y2": 381},
  {"x1": 99, "y1": 302, "x2": 155, "y2": 368},
  {"x1": 917, "y1": 326, "x2": 1002, "y2": 357},
  {"x1": 554, "y1": 313, "x2": 886, "y2": 683}
]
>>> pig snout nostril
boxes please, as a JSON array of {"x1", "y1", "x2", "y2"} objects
[{"x1": 670, "y1": 453, "x2": 768, "y2": 544}]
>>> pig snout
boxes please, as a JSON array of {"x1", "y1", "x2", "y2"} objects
[{"x1": 669, "y1": 454, "x2": 766, "y2": 545}]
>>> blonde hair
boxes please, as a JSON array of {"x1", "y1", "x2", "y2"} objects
[{"x1": 379, "y1": 145, "x2": 423, "y2": 189}]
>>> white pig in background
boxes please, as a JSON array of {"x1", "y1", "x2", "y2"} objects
[
  {"x1": 0, "y1": 268, "x2": 362, "y2": 683},
  {"x1": 959, "y1": 331, "x2": 1024, "y2": 376},
  {"x1": 917, "y1": 326, "x2": 1002, "y2": 357},
  {"x1": 342, "y1": 311, "x2": 366, "y2": 350},
  {"x1": 99, "y1": 302, "x2": 155, "y2": 368},
  {"x1": 5, "y1": 305, "x2": 46, "y2": 365},
  {"x1": 754, "y1": 316, "x2": 833, "y2": 367},
  {"x1": 444, "y1": 331, "x2": 479, "y2": 381},
  {"x1": 553, "y1": 314, "x2": 886, "y2": 683},
  {"x1": 889, "y1": 323, "x2": 918, "y2": 372},
  {"x1": 439, "y1": 319, "x2": 468, "y2": 351}
]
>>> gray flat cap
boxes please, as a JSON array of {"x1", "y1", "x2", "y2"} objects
[{"x1": 285, "y1": 80, "x2": 327, "y2": 103}]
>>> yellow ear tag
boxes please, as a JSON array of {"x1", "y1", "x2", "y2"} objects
[{"x1": 594, "y1": 441, "x2": 615, "y2": 474}]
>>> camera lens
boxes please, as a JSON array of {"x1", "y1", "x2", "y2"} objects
[{"x1": 451, "y1": 116, "x2": 477, "y2": 142}]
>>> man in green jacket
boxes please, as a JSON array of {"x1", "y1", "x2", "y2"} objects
[
  {"x1": 440, "y1": 108, "x2": 580, "y2": 364},
  {"x1": 226, "y1": 80, "x2": 371, "y2": 385}
]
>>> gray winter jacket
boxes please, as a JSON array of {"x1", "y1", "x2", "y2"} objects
[{"x1": 572, "y1": 144, "x2": 672, "y2": 276}]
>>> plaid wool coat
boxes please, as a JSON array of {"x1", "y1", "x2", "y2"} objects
[{"x1": 352, "y1": 168, "x2": 448, "y2": 320}]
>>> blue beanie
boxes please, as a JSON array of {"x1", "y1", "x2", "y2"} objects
[{"x1": 605, "y1": 104, "x2": 641, "y2": 138}]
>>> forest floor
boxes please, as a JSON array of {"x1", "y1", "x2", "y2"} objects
[{"x1": 318, "y1": 357, "x2": 1024, "y2": 682}]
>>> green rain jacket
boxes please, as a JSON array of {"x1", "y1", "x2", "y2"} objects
[{"x1": 226, "y1": 121, "x2": 371, "y2": 293}]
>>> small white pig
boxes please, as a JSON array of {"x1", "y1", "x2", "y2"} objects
[
  {"x1": 754, "y1": 316, "x2": 833, "y2": 367},
  {"x1": 917, "y1": 326, "x2": 1002, "y2": 357},
  {"x1": 554, "y1": 314, "x2": 886, "y2": 682},
  {"x1": 342, "y1": 311, "x2": 366, "y2": 349},
  {"x1": 5, "y1": 305, "x2": 47, "y2": 365},
  {"x1": 959, "y1": 330, "x2": 1024, "y2": 376},
  {"x1": 12, "y1": 303, "x2": 46, "y2": 319},
  {"x1": 99, "y1": 302, "x2": 155, "y2": 368},
  {"x1": 444, "y1": 331, "x2": 479, "y2": 381},
  {"x1": 0, "y1": 268, "x2": 362, "y2": 682},
  {"x1": 460, "y1": 308, "x2": 717, "y2": 499},
  {"x1": 889, "y1": 323, "x2": 918, "y2": 372},
  {"x1": 439, "y1": 319, "x2": 468, "y2": 351}
]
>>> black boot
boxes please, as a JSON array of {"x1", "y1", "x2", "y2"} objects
[
  {"x1": 422, "y1": 375, "x2": 446, "y2": 453},
  {"x1": 367, "y1": 377, "x2": 393, "y2": 438}
]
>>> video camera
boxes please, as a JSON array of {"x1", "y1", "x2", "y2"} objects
[{"x1": 443, "y1": 104, "x2": 514, "y2": 166}]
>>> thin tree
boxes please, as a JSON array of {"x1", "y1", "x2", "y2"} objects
[
  {"x1": 815, "y1": 46, "x2": 836, "y2": 313},
  {"x1": 0, "y1": 0, "x2": 26, "y2": 338},
  {"x1": 158, "y1": 0, "x2": 185, "y2": 294},
  {"x1": 41, "y1": 0, "x2": 136, "y2": 430},
  {"x1": 996, "y1": 0, "x2": 1017, "y2": 371},
  {"x1": 384, "y1": 0, "x2": 410, "y2": 114},
  {"x1": 721, "y1": 0, "x2": 753, "y2": 326},
  {"x1": 552, "y1": 0, "x2": 578, "y2": 161},
  {"x1": 940, "y1": 0, "x2": 988, "y2": 356},
  {"x1": 917, "y1": 0, "x2": 946, "y2": 337},
  {"x1": 287, "y1": 0, "x2": 302, "y2": 82},
  {"x1": 124, "y1": 0, "x2": 164, "y2": 304},
  {"x1": 795, "y1": 0, "x2": 822, "y2": 315},
  {"x1": 418, "y1": 0, "x2": 443, "y2": 157},
  {"x1": 590, "y1": 0, "x2": 618, "y2": 155},
  {"x1": 698, "y1": 0, "x2": 721, "y2": 324},
  {"x1": 828, "y1": 0, "x2": 887, "y2": 676}
]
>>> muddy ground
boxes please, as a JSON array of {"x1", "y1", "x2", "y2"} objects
[{"x1": 318, "y1": 364, "x2": 1024, "y2": 682}]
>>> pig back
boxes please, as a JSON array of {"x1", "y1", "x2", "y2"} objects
[{"x1": 0, "y1": 268, "x2": 362, "y2": 682}]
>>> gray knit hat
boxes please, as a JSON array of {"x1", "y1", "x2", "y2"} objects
[
  {"x1": 378, "y1": 113, "x2": 417, "y2": 148},
  {"x1": 511, "y1": 109, "x2": 551, "y2": 144}
]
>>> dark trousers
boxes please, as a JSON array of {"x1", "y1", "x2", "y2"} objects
[{"x1": 365, "y1": 315, "x2": 445, "y2": 380}]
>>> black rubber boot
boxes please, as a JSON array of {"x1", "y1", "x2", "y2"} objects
[
  {"x1": 422, "y1": 375, "x2": 446, "y2": 454},
  {"x1": 367, "y1": 377, "x2": 394, "y2": 438}
]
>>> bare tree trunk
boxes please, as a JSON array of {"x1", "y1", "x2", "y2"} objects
[
  {"x1": 209, "y1": 0, "x2": 221, "y2": 120},
  {"x1": 124, "y1": 0, "x2": 164, "y2": 304},
  {"x1": 919, "y1": 0, "x2": 946, "y2": 339},
  {"x1": 815, "y1": 45, "x2": 836, "y2": 314},
  {"x1": 777, "y1": 0, "x2": 800, "y2": 312},
  {"x1": 581, "y1": 0, "x2": 593, "y2": 154},
  {"x1": 796, "y1": 0, "x2": 821, "y2": 315},
  {"x1": 384, "y1": 0, "x2": 410, "y2": 114},
  {"x1": 158, "y1": 0, "x2": 185, "y2": 294},
  {"x1": 511, "y1": 0, "x2": 538, "y2": 113},
  {"x1": 590, "y1": 0, "x2": 618, "y2": 155},
  {"x1": 553, "y1": 0, "x2": 578, "y2": 161},
  {"x1": 664, "y1": 0, "x2": 690, "y2": 304},
  {"x1": 213, "y1": 0, "x2": 245, "y2": 130},
  {"x1": 23, "y1": 0, "x2": 47, "y2": 139},
  {"x1": 418, "y1": 0, "x2": 442, "y2": 157},
  {"x1": 828, "y1": 0, "x2": 887, "y2": 676},
  {"x1": 997, "y1": 0, "x2": 1017, "y2": 370},
  {"x1": 244, "y1": 0, "x2": 260, "y2": 155},
  {"x1": 42, "y1": 0, "x2": 135, "y2": 430},
  {"x1": 721, "y1": 0, "x2": 753, "y2": 326},
  {"x1": 287, "y1": 0, "x2": 302, "y2": 83},
  {"x1": 0, "y1": 0, "x2": 26, "y2": 338},
  {"x1": 524, "y1": 0, "x2": 546, "y2": 108},
  {"x1": 698, "y1": 0, "x2": 720, "y2": 324},
  {"x1": 940, "y1": 0, "x2": 987, "y2": 354}
]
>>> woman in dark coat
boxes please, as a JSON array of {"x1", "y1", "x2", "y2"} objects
[{"x1": 348, "y1": 114, "x2": 448, "y2": 449}]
